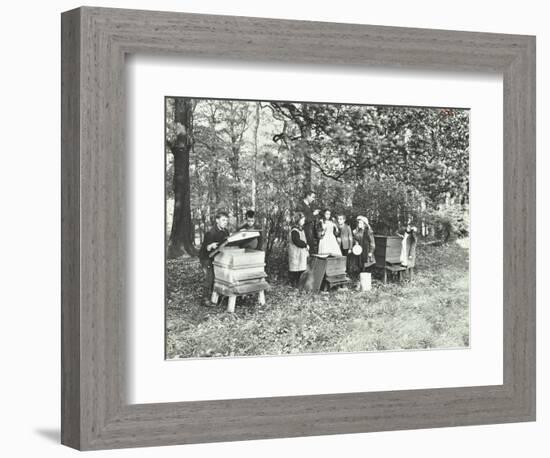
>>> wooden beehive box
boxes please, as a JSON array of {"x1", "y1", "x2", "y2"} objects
[
  {"x1": 213, "y1": 247, "x2": 268, "y2": 293},
  {"x1": 214, "y1": 247, "x2": 265, "y2": 268},
  {"x1": 325, "y1": 255, "x2": 347, "y2": 277},
  {"x1": 302, "y1": 255, "x2": 349, "y2": 292},
  {"x1": 374, "y1": 235, "x2": 402, "y2": 267},
  {"x1": 324, "y1": 255, "x2": 349, "y2": 289}
]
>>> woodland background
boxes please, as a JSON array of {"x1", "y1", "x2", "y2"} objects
[{"x1": 165, "y1": 97, "x2": 470, "y2": 259}]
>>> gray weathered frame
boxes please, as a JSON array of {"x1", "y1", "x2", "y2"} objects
[{"x1": 61, "y1": 6, "x2": 536, "y2": 451}]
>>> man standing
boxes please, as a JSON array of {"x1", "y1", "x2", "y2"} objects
[
  {"x1": 295, "y1": 190, "x2": 319, "y2": 254},
  {"x1": 198, "y1": 211, "x2": 230, "y2": 306},
  {"x1": 237, "y1": 209, "x2": 263, "y2": 250}
]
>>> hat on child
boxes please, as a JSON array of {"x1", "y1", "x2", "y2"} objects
[{"x1": 356, "y1": 215, "x2": 369, "y2": 226}]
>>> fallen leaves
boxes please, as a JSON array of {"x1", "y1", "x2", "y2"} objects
[{"x1": 166, "y1": 239, "x2": 470, "y2": 359}]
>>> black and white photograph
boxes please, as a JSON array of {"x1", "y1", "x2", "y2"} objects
[
  {"x1": 165, "y1": 96, "x2": 470, "y2": 359},
  {"x1": 1, "y1": 0, "x2": 543, "y2": 454}
]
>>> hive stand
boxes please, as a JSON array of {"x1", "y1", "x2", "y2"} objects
[
  {"x1": 382, "y1": 263, "x2": 405, "y2": 284},
  {"x1": 211, "y1": 288, "x2": 266, "y2": 313},
  {"x1": 381, "y1": 264, "x2": 414, "y2": 284},
  {"x1": 211, "y1": 245, "x2": 269, "y2": 313}
]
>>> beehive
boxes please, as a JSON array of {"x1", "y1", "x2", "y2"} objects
[
  {"x1": 324, "y1": 255, "x2": 349, "y2": 289},
  {"x1": 213, "y1": 247, "x2": 269, "y2": 296},
  {"x1": 301, "y1": 255, "x2": 349, "y2": 292},
  {"x1": 324, "y1": 255, "x2": 347, "y2": 276},
  {"x1": 374, "y1": 235, "x2": 402, "y2": 267}
]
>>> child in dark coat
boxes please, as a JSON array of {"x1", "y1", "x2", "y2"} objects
[
  {"x1": 336, "y1": 214, "x2": 354, "y2": 273},
  {"x1": 351, "y1": 215, "x2": 376, "y2": 273},
  {"x1": 198, "y1": 211, "x2": 230, "y2": 306}
]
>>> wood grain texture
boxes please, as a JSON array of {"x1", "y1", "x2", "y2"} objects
[
  {"x1": 60, "y1": 7, "x2": 81, "y2": 450},
  {"x1": 60, "y1": 6, "x2": 536, "y2": 450}
]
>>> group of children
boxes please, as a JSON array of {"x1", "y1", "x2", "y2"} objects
[
  {"x1": 198, "y1": 192, "x2": 416, "y2": 305},
  {"x1": 287, "y1": 208, "x2": 377, "y2": 286},
  {"x1": 288, "y1": 190, "x2": 378, "y2": 286}
]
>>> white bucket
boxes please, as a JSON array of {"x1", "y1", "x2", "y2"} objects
[{"x1": 359, "y1": 272, "x2": 372, "y2": 291}]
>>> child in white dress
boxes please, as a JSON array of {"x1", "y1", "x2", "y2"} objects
[{"x1": 317, "y1": 209, "x2": 342, "y2": 256}]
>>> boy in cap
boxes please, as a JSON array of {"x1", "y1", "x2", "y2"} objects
[
  {"x1": 237, "y1": 209, "x2": 263, "y2": 250},
  {"x1": 198, "y1": 211, "x2": 230, "y2": 306}
]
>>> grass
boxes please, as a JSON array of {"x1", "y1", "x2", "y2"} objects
[{"x1": 165, "y1": 238, "x2": 470, "y2": 359}]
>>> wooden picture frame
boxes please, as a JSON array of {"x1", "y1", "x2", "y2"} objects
[{"x1": 61, "y1": 6, "x2": 536, "y2": 450}]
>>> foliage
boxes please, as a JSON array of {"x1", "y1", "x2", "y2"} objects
[
  {"x1": 351, "y1": 176, "x2": 428, "y2": 234},
  {"x1": 269, "y1": 103, "x2": 470, "y2": 203},
  {"x1": 427, "y1": 204, "x2": 470, "y2": 242},
  {"x1": 166, "y1": 239, "x2": 470, "y2": 358},
  {"x1": 165, "y1": 97, "x2": 470, "y2": 255}
]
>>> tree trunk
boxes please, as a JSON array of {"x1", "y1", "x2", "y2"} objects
[
  {"x1": 168, "y1": 98, "x2": 199, "y2": 258},
  {"x1": 304, "y1": 150, "x2": 312, "y2": 191},
  {"x1": 210, "y1": 169, "x2": 220, "y2": 223},
  {"x1": 231, "y1": 142, "x2": 240, "y2": 225},
  {"x1": 301, "y1": 106, "x2": 313, "y2": 192},
  {"x1": 251, "y1": 102, "x2": 260, "y2": 208},
  {"x1": 224, "y1": 102, "x2": 249, "y2": 226}
]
